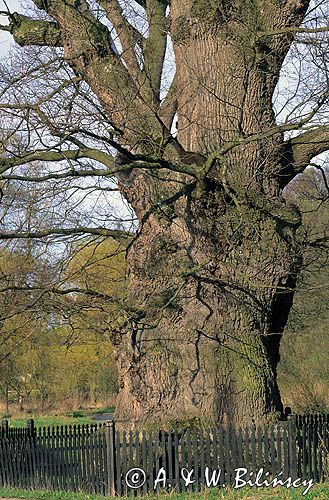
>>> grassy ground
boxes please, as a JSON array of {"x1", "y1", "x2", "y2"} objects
[
  {"x1": 0, "y1": 484, "x2": 328, "y2": 499},
  {"x1": 0, "y1": 407, "x2": 115, "y2": 428}
]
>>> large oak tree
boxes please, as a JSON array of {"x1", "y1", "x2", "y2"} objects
[{"x1": 1, "y1": 0, "x2": 329, "y2": 428}]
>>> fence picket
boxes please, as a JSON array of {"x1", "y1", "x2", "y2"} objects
[
  {"x1": 244, "y1": 427, "x2": 250, "y2": 472},
  {"x1": 167, "y1": 431, "x2": 173, "y2": 492},
  {"x1": 199, "y1": 430, "x2": 205, "y2": 487},
  {"x1": 269, "y1": 424, "x2": 276, "y2": 479},
  {"x1": 251, "y1": 425, "x2": 256, "y2": 472},
  {"x1": 231, "y1": 428, "x2": 237, "y2": 475},
  {"x1": 0, "y1": 440, "x2": 7, "y2": 487},
  {"x1": 153, "y1": 431, "x2": 159, "y2": 493},
  {"x1": 147, "y1": 431, "x2": 153, "y2": 494},
  {"x1": 237, "y1": 427, "x2": 243, "y2": 469},
  {"x1": 122, "y1": 431, "x2": 128, "y2": 496},
  {"x1": 135, "y1": 431, "x2": 141, "y2": 497},
  {"x1": 312, "y1": 422, "x2": 318, "y2": 481},
  {"x1": 141, "y1": 431, "x2": 147, "y2": 496},
  {"x1": 224, "y1": 426, "x2": 230, "y2": 486},
  {"x1": 173, "y1": 431, "x2": 179, "y2": 491},
  {"x1": 307, "y1": 422, "x2": 312, "y2": 479},
  {"x1": 263, "y1": 424, "x2": 269, "y2": 472},
  {"x1": 192, "y1": 429, "x2": 199, "y2": 492},
  {"x1": 218, "y1": 427, "x2": 224, "y2": 483},
  {"x1": 318, "y1": 422, "x2": 323, "y2": 482}
]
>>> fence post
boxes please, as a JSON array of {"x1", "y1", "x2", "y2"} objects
[
  {"x1": 287, "y1": 414, "x2": 298, "y2": 480},
  {"x1": 105, "y1": 420, "x2": 116, "y2": 497},
  {"x1": 27, "y1": 418, "x2": 35, "y2": 436},
  {"x1": 1, "y1": 419, "x2": 8, "y2": 437}
]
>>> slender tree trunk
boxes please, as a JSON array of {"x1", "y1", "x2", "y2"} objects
[{"x1": 5, "y1": 384, "x2": 9, "y2": 415}]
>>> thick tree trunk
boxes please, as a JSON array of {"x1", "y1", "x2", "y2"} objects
[
  {"x1": 113, "y1": 3, "x2": 304, "y2": 430},
  {"x1": 114, "y1": 184, "x2": 301, "y2": 428}
]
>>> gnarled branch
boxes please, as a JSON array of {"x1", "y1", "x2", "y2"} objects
[
  {"x1": 99, "y1": 0, "x2": 143, "y2": 81},
  {"x1": 0, "y1": 148, "x2": 114, "y2": 175},
  {"x1": 290, "y1": 126, "x2": 329, "y2": 166},
  {"x1": 287, "y1": 125, "x2": 329, "y2": 176},
  {"x1": 0, "y1": 12, "x2": 62, "y2": 47}
]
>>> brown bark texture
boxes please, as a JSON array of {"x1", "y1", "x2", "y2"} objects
[{"x1": 114, "y1": 0, "x2": 308, "y2": 429}]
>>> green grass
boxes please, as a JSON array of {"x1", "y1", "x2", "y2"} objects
[
  {"x1": 1, "y1": 407, "x2": 115, "y2": 428},
  {"x1": 0, "y1": 484, "x2": 328, "y2": 499},
  {"x1": 5, "y1": 416, "x2": 94, "y2": 428}
]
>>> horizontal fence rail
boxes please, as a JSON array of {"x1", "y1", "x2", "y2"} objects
[{"x1": 0, "y1": 414, "x2": 327, "y2": 496}]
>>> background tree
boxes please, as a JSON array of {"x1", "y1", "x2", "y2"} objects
[
  {"x1": 0, "y1": 237, "x2": 124, "y2": 413},
  {"x1": 0, "y1": 156, "x2": 125, "y2": 412},
  {"x1": 278, "y1": 166, "x2": 329, "y2": 413},
  {"x1": 0, "y1": 0, "x2": 329, "y2": 428}
]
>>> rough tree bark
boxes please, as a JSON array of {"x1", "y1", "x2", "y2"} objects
[
  {"x1": 2, "y1": 0, "x2": 329, "y2": 428},
  {"x1": 115, "y1": 0, "x2": 307, "y2": 428}
]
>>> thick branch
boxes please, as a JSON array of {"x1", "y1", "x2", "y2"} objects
[
  {"x1": 288, "y1": 126, "x2": 329, "y2": 173},
  {"x1": 0, "y1": 12, "x2": 62, "y2": 47},
  {"x1": 0, "y1": 148, "x2": 198, "y2": 179},
  {"x1": 0, "y1": 285, "x2": 122, "y2": 302},
  {"x1": 257, "y1": 24, "x2": 329, "y2": 40},
  {"x1": 0, "y1": 148, "x2": 114, "y2": 174},
  {"x1": 159, "y1": 75, "x2": 178, "y2": 130},
  {"x1": 252, "y1": 0, "x2": 312, "y2": 65},
  {"x1": 144, "y1": 0, "x2": 168, "y2": 99},
  {"x1": 99, "y1": 0, "x2": 143, "y2": 81}
]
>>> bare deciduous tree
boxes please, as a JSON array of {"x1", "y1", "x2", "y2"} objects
[{"x1": 1, "y1": 0, "x2": 329, "y2": 428}]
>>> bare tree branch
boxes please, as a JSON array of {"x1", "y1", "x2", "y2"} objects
[
  {"x1": 144, "y1": 0, "x2": 167, "y2": 99},
  {"x1": 288, "y1": 126, "x2": 329, "y2": 174},
  {"x1": 0, "y1": 284, "x2": 123, "y2": 303},
  {"x1": 0, "y1": 227, "x2": 133, "y2": 244},
  {"x1": 0, "y1": 148, "x2": 114, "y2": 174},
  {"x1": 0, "y1": 12, "x2": 62, "y2": 47},
  {"x1": 99, "y1": 0, "x2": 143, "y2": 81},
  {"x1": 159, "y1": 75, "x2": 177, "y2": 130},
  {"x1": 257, "y1": 24, "x2": 329, "y2": 40}
]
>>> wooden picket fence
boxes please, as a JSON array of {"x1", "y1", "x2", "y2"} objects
[
  {"x1": 0, "y1": 414, "x2": 328, "y2": 496},
  {"x1": 295, "y1": 414, "x2": 329, "y2": 483},
  {"x1": 0, "y1": 422, "x2": 109, "y2": 495}
]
